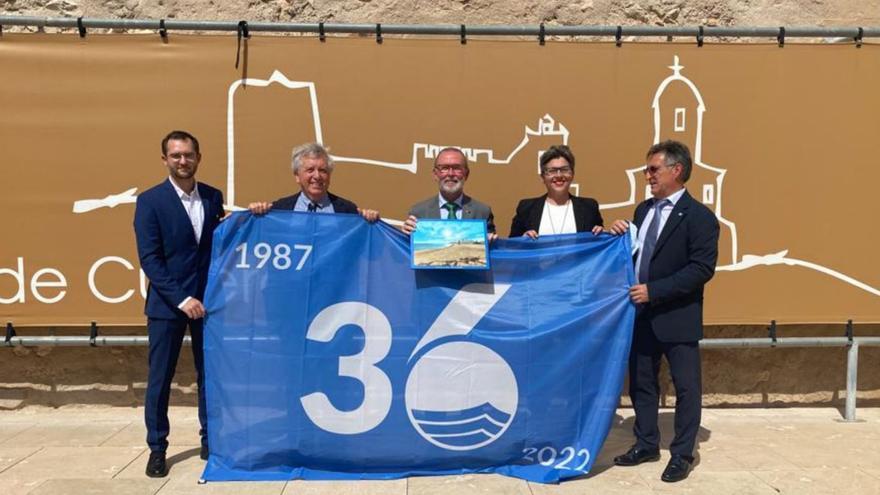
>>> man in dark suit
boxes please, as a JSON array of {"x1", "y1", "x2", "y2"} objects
[
  {"x1": 401, "y1": 147, "x2": 496, "y2": 240},
  {"x1": 509, "y1": 145, "x2": 603, "y2": 238},
  {"x1": 608, "y1": 140, "x2": 719, "y2": 482},
  {"x1": 134, "y1": 130, "x2": 225, "y2": 477},
  {"x1": 247, "y1": 142, "x2": 378, "y2": 221}
]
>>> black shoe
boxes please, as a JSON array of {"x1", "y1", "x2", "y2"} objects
[
  {"x1": 200, "y1": 444, "x2": 209, "y2": 461},
  {"x1": 613, "y1": 446, "x2": 661, "y2": 466},
  {"x1": 145, "y1": 451, "x2": 167, "y2": 478},
  {"x1": 661, "y1": 455, "x2": 692, "y2": 482}
]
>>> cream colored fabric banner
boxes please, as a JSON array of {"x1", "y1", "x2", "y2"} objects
[{"x1": 0, "y1": 34, "x2": 877, "y2": 325}]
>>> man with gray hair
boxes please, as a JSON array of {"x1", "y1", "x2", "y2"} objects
[
  {"x1": 402, "y1": 147, "x2": 496, "y2": 239},
  {"x1": 607, "y1": 140, "x2": 719, "y2": 483},
  {"x1": 249, "y1": 142, "x2": 378, "y2": 221}
]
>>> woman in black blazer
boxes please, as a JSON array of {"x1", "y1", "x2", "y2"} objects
[{"x1": 509, "y1": 145, "x2": 603, "y2": 238}]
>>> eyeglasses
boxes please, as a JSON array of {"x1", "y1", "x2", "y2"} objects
[
  {"x1": 434, "y1": 165, "x2": 467, "y2": 176},
  {"x1": 543, "y1": 166, "x2": 573, "y2": 177},
  {"x1": 643, "y1": 163, "x2": 676, "y2": 175},
  {"x1": 167, "y1": 152, "x2": 198, "y2": 162}
]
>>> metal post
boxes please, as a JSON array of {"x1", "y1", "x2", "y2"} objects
[{"x1": 844, "y1": 342, "x2": 859, "y2": 422}]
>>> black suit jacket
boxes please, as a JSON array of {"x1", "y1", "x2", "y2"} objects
[
  {"x1": 635, "y1": 190, "x2": 719, "y2": 343},
  {"x1": 509, "y1": 195, "x2": 603, "y2": 237},
  {"x1": 272, "y1": 192, "x2": 358, "y2": 214}
]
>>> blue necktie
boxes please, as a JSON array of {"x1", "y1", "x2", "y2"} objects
[
  {"x1": 307, "y1": 202, "x2": 319, "y2": 212},
  {"x1": 638, "y1": 199, "x2": 670, "y2": 284}
]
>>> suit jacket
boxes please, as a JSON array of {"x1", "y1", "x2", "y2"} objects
[
  {"x1": 635, "y1": 190, "x2": 719, "y2": 343},
  {"x1": 134, "y1": 180, "x2": 225, "y2": 319},
  {"x1": 272, "y1": 191, "x2": 358, "y2": 214},
  {"x1": 509, "y1": 195, "x2": 603, "y2": 237},
  {"x1": 408, "y1": 194, "x2": 496, "y2": 233}
]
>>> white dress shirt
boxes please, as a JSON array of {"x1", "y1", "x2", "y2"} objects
[
  {"x1": 168, "y1": 177, "x2": 204, "y2": 243},
  {"x1": 168, "y1": 177, "x2": 204, "y2": 309}
]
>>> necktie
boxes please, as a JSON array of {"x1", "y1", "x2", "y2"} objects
[
  {"x1": 307, "y1": 202, "x2": 319, "y2": 212},
  {"x1": 638, "y1": 199, "x2": 670, "y2": 284},
  {"x1": 442, "y1": 202, "x2": 459, "y2": 219}
]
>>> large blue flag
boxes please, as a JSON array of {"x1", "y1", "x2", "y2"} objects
[{"x1": 201, "y1": 211, "x2": 634, "y2": 483}]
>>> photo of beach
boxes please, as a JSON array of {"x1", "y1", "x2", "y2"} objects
[{"x1": 411, "y1": 220, "x2": 489, "y2": 269}]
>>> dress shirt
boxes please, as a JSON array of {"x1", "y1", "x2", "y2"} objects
[
  {"x1": 438, "y1": 193, "x2": 464, "y2": 220},
  {"x1": 168, "y1": 177, "x2": 204, "y2": 309},
  {"x1": 634, "y1": 187, "x2": 687, "y2": 283},
  {"x1": 294, "y1": 193, "x2": 335, "y2": 213},
  {"x1": 168, "y1": 177, "x2": 204, "y2": 243}
]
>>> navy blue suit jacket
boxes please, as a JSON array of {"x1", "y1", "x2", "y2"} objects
[
  {"x1": 634, "y1": 190, "x2": 719, "y2": 343},
  {"x1": 272, "y1": 192, "x2": 358, "y2": 213},
  {"x1": 134, "y1": 180, "x2": 224, "y2": 319}
]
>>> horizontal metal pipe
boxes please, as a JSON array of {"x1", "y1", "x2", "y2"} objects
[
  {"x1": 700, "y1": 337, "x2": 880, "y2": 348},
  {"x1": 5, "y1": 336, "x2": 880, "y2": 347},
  {"x1": 1, "y1": 16, "x2": 878, "y2": 38}
]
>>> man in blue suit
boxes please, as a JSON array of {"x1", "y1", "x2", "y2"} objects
[
  {"x1": 608, "y1": 140, "x2": 719, "y2": 482},
  {"x1": 134, "y1": 130, "x2": 225, "y2": 477}
]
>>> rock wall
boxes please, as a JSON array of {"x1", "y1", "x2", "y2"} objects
[
  {"x1": 1, "y1": 1, "x2": 878, "y2": 409},
  {"x1": 3, "y1": 0, "x2": 879, "y2": 30}
]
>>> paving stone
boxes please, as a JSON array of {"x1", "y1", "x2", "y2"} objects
[
  {"x1": 30, "y1": 478, "x2": 167, "y2": 495},
  {"x1": 640, "y1": 470, "x2": 779, "y2": 494},
  {"x1": 529, "y1": 468, "x2": 653, "y2": 494},
  {"x1": 283, "y1": 479, "x2": 406, "y2": 495},
  {"x1": 407, "y1": 474, "x2": 531, "y2": 495},
  {"x1": 5, "y1": 421, "x2": 129, "y2": 447},
  {"x1": 0, "y1": 478, "x2": 49, "y2": 495},
  {"x1": 0, "y1": 447, "x2": 41, "y2": 473},
  {"x1": 0, "y1": 446, "x2": 142, "y2": 480},
  {"x1": 0, "y1": 423, "x2": 35, "y2": 444},
  {"x1": 753, "y1": 467, "x2": 880, "y2": 494}
]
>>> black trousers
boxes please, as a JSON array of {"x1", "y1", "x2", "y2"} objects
[{"x1": 628, "y1": 316, "x2": 701, "y2": 460}]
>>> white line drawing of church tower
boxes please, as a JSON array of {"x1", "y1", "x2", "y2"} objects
[
  {"x1": 599, "y1": 56, "x2": 738, "y2": 265},
  {"x1": 601, "y1": 56, "x2": 879, "y2": 297}
]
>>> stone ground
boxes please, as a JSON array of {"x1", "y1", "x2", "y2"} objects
[{"x1": 0, "y1": 406, "x2": 878, "y2": 494}]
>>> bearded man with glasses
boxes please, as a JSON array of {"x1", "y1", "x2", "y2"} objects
[{"x1": 402, "y1": 147, "x2": 496, "y2": 240}]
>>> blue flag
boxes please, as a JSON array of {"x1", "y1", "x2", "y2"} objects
[{"x1": 201, "y1": 211, "x2": 635, "y2": 483}]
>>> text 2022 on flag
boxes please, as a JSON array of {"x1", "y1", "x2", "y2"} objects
[{"x1": 201, "y1": 212, "x2": 634, "y2": 483}]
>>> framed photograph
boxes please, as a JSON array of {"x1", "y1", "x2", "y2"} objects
[{"x1": 410, "y1": 219, "x2": 490, "y2": 270}]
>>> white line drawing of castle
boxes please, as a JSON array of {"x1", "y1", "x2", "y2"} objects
[
  {"x1": 223, "y1": 71, "x2": 571, "y2": 209},
  {"x1": 70, "y1": 61, "x2": 879, "y2": 297}
]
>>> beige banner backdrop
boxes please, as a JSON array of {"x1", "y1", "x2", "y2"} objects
[{"x1": 0, "y1": 34, "x2": 878, "y2": 325}]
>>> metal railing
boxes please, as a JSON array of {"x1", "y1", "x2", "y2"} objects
[
  {"x1": 4, "y1": 321, "x2": 877, "y2": 421},
  {"x1": 1, "y1": 15, "x2": 879, "y2": 42}
]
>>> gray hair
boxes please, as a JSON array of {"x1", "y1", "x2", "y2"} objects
[
  {"x1": 647, "y1": 140, "x2": 692, "y2": 183},
  {"x1": 291, "y1": 142, "x2": 334, "y2": 174},
  {"x1": 433, "y1": 146, "x2": 469, "y2": 171}
]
